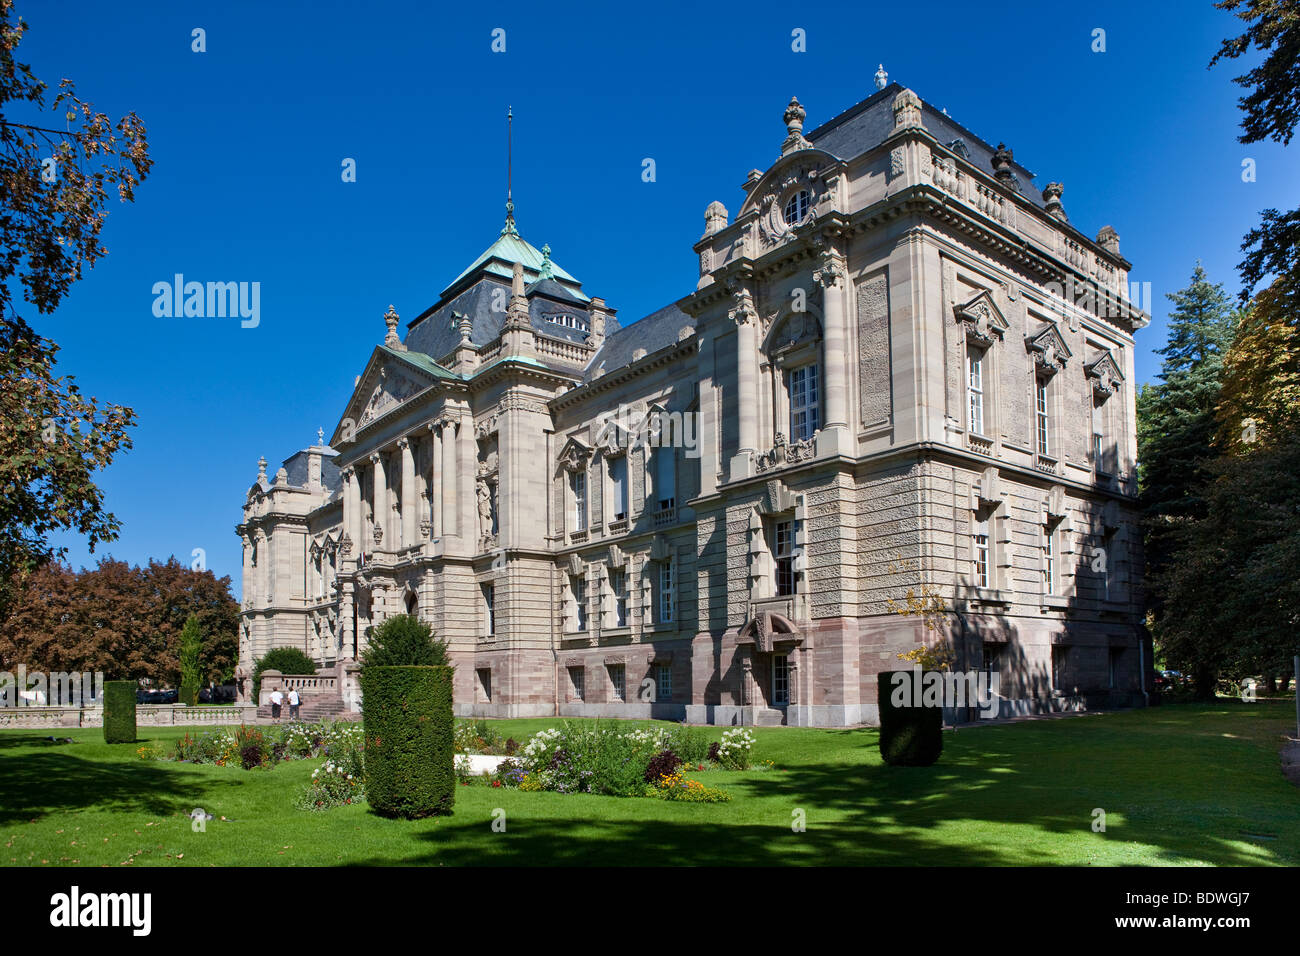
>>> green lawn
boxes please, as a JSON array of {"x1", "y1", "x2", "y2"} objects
[{"x1": 1, "y1": 702, "x2": 1296, "y2": 866}]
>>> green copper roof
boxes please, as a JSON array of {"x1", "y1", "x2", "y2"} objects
[
  {"x1": 378, "y1": 344, "x2": 460, "y2": 379},
  {"x1": 443, "y1": 227, "x2": 589, "y2": 302}
]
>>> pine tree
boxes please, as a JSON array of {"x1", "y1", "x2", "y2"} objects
[{"x1": 178, "y1": 615, "x2": 202, "y2": 706}]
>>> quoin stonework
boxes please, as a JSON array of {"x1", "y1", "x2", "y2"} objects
[{"x1": 237, "y1": 81, "x2": 1150, "y2": 727}]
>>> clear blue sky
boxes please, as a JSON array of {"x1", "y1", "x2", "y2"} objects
[{"x1": 16, "y1": 0, "x2": 1295, "y2": 598}]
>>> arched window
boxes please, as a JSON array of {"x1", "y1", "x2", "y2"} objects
[{"x1": 783, "y1": 189, "x2": 809, "y2": 226}]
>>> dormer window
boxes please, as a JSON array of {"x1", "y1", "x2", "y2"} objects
[
  {"x1": 783, "y1": 190, "x2": 810, "y2": 226},
  {"x1": 543, "y1": 312, "x2": 588, "y2": 332}
]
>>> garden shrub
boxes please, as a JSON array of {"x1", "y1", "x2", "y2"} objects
[
  {"x1": 654, "y1": 768, "x2": 731, "y2": 803},
  {"x1": 360, "y1": 665, "x2": 455, "y2": 818},
  {"x1": 252, "y1": 647, "x2": 316, "y2": 700},
  {"x1": 644, "y1": 748, "x2": 683, "y2": 784},
  {"x1": 178, "y1": 614, "x2": 202, "y2": 706},
  {"x1": 713, "y1": 728, "x2": 754, "y2": 769},
  {"x1": 664, "y1": 725, "x2": 710, "y2": 764},
  {"x1": 360, "y1": 614, "x2": 449, "y2": 667},
  {"x1": 103, "y1": 680, "x2": 137, "y2": 744},
  {"x1": 877, "y1": 671, "x2": 943, "y2": 766}
]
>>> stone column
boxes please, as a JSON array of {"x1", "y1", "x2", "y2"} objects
[
  {"x1": 430, "y1": 423, "x2": 443, "y2": 540},
  {"x1": 440, "y1": 419, "x2": 458, "y2": 538},
  {"x1": 371, "y1": 452, "x2": 387, "y2": 550},
  {"x1": 399, "y1": 437, "x2": 416, "y2": 549},
  {"x1": 342, "y1": 467, "x2": 360, "y2": 558},
  {"x1": 730, "y1": 289, "x2": 759, "y2": 480},
  {"x1": 240, "y1": 534, "x2": 252, "y2": 609},
  {"x1": 815, "y1": 243, "x2": 851, "y2": 457}
]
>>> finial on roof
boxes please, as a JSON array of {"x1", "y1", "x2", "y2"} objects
[
  {"x1": 1042, "y1": 183, "x2": 1067, "y2": 222},
  {"x1": 539, "y1": 243, "x2": 554, "y2": 280},
  {"x1": 874, "y1": 64, "x2": 888, "y2": 91},
  {"x1": 1096, "y1": 225, "x2": 1121, "y2": 256},
  {"x1": 257, "y1": 456, "x2": 267, "y2": 482},
  {"x1": 454, "y1": 310, "x2": 473, "y2": 342},
  {"x1": 502, "y1": 106, "x2": 518, "y2": 236},
  {"x1": 892, "y1": 88, "x2": 924, "y2": 131},
  {"x1": 702, "y1": 200, "x2": 729, "y2": 239},
  {"x1": 383, "y1": 304, "x2": 406, "y2": 350},
  {"x1": 992, "y1": 143, "x2": 1016, "y2": 186},
  {"x1": 781, "y1": 96, "x2": 812, "y2": 156},
  {"x1": 317, "y1": 427, "x2": 325, "y2": 447}
]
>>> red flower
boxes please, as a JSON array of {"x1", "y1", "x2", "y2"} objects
[{"x1": 492, "y1": 780, "x2": 501, "y2": 788}]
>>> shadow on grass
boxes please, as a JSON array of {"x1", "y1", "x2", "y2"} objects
[{"x1": 0, "y1": 749, "x2": 213, "y2": 824}]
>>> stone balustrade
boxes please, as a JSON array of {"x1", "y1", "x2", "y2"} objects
[{"x1": 0, "y1": 703, "x2": 258, "y2": 729}]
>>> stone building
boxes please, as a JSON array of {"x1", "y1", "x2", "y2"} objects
[{"x1": 236, "y1": 78, "x2": 1150, "y2": 726}]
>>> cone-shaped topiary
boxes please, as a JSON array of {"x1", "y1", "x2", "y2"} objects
[
  {"x1": 877, "y1": 670, "x2": 943, "y2": 766},
  {"x1": 360, "y1": 665, "x2": 455, "y2": 818},
  {"x1": 103, "y1": 680, "x2": 138, "y2": 744},
  {"x1": 360, "y1": 614, "x2": 449, "y2": 667}
]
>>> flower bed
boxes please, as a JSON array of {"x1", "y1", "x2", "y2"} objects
[{"x1": 455, "y1": 721, "x2": 761, "y2": 802}]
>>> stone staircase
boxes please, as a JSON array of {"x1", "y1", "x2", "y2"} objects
[{"x1": 256, "y1": 697, "x2": 359, "y2": 723}]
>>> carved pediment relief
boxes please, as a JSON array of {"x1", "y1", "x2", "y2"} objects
[
  {"x1": 1085, "y1": 350, "x2": 1125, "y2": 396},
  {"x1": 557, "y1": 436, "x2": 592, "y2": 473},
  {"x1": 765, "y1": 308, "x2": 823, "y2": 355},
  {"x1": 359, "y1": 365, "x2": 427, "y2": 427},
  {"x1": 954, "y1": 291, "x2": 1009, "y2": 346},
  {"x1": 742, "y1": 151, "x2": 842, "y2": 249},
  {"x1": 1025, "y1": 321, "x2": 1073, "y2": 374}
]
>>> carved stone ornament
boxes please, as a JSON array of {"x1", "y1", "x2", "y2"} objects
[
  {"x1": 892, "y1": 88, "x2": 924, "y2": 131},
  {"x1": 1025, "y1": 322, "x2": 1073, "y2": 374},
  {"x1": 728, "y1": 288, "x2": 758, "y2": 326},
  {"x1": 360, "y1": 366, "x2": 424, "y2": 426},
  {"x1": 781, "y1": 96, "x2": 812, "y2": 156},
  {"x1": 813, "y1": 247, "x2": 844, "y2": 290},
  {"x1": 756, "y1": 432, "x2": 818, "y2": 473},
  {"x1": 756, "y1": 162, "x2": 825, "y2": 247},
  {"x1": 558, "y1": 438, "x2": 591, "y2": 473},
  {"x1": 1085, "y1": 350, "x2": 1125, "y2": 397},
  {"x1": 372, "y1": 525, "x2": 384, "y2": 545},
  {"x1": 954, "y1": 291, "x2": 1009, "y2": 346}
]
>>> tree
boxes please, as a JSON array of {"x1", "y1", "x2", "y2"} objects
[
  {"x1": 252, "y1": 647, "x2": 316, "y2": 701},
  {"x1": 360, "y1": 614, "x2": 449, "y2": 668},
  {"x1": 0, "y1": 0, "x2": 152, "y2": 622},
  {"x1": 1137, "y1": 265, "x2": 1240, "y2": 633},
  {"x1": 178, "y1": 615, "x2": 202, "y2": 705}
]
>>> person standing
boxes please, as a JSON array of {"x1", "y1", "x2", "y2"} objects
[
  {"x1": 288, "y1": 686, "x2": 301, "y2": 721},
  {"x1": 269, "y1": 687, "x2": 283, "y2": 722}
]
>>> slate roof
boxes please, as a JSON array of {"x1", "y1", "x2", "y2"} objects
[
  {"x1": 584, "y1": 301, "x2": 692, "y2": 383},
  {"x1": 807, "y1": 82, "x2": 1046, "y2": 210},
  {"x1": 278, "y1": 446, "x2": 341, "y2": 492}
]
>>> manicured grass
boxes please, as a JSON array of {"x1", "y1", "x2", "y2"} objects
[{"x1": 0, "y1": 702, "x2": 1295, "y2": 866}]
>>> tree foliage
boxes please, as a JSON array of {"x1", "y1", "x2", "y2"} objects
[
  {"x1": 0, "y1": 557, "x2": 238, "y2": 683},
  {"x1": 360, "y1": 614, "x2": 450, "y2": 668},
  {"x1": 252, "y1": 647, "x2": 316, "y2": 701},
  {"x1": 0, "y1": 0, "x2": 152, "y2": 622}
]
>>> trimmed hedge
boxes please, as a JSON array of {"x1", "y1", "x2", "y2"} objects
[
  {"x1": 360, "y1": 665, "x2": 454, "y2": 818},
  {"x1": 103, "y1": 681, "x2": 138, "y2": 744},
  {"x1": 877, "y1": 670, "x2": 943, "y2": 766}
]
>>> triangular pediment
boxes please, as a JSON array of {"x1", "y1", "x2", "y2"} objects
[
  {"x1": 1025, "y1": 321, "x2": 1072, "y2": 372},
  {"x1": 1085, "y1": 349, "x2": 1125, "y2": 395},
  {"x1": 557, "y1": 435, "x2": 592, "y2": 472},
  {"x1": 954, "y1": 291, "x2": 1009, "y2": 344},
  {"x1": 331, "y1": 347, "x2": 449, "y2": 446}
]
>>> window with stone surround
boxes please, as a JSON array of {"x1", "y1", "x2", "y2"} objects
[
  {"x1": 570, "y1": 469, "x2": 587, "y2": 532},
  {"x1": 572, "y1": 575, "x2": 588, "y2": 632},
  {"x1": 974, "y1": 516, "x2": 991, "y2": 589},
  {"x1": 652, "y1": 445, "x2": 676, "y2": 511},
  {"x1": 476, "y1": 667, "x2": 492, "y2": 703},
  {"x1": 772, "y1": 519, "x2": 798, "y2": 596},
  {"x1": 1043, "y1": 523, "x2": 1056, "y2": 596},
  {"x1": 967, "y1": 344, "x2": 987, "y2": 436},
  {"x1": 1035, "y1": 376, "x2": 1051, "y2": 456},
  {"x1": 1051, "y1": 646, "x2": 1068, "y2": 691},
  {"x1": 607, "y1": 455, "x2": 629, "y2": 523},
  {"x1": 482, "y1": 583, "x2": 495, "y2": 636},
  {"x1": 608, "y1": 663, "x2": 626, "y2": 701},
  {"x1": 773, "y1": 653, "x2": 789, "y2": 705},
  {"x1": 568, "y1": 666, "x2": 585, "y2": 702},
  {"x1": 787, "y1": 364, "x2": 820, "y2": 442},
  {"x1": 655, "y1": 662, "x2": 672, "y2": 701},
  {"x1": 659, "y1": 558, "x2": 674, "y2": 624},
  {"x1": 611, "y1": 568, "x2": 628, "y2": 628},
  {"x1": 983, "y1": 642, "x2": 1002, "y2": 684},
  {"x1": 783, "y1": 189, "x2": 809, "y2": 226}
]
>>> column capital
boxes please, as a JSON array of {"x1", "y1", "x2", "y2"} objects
[{"x1": 397, "y1": 436, "x2": 411, "y2": 451}]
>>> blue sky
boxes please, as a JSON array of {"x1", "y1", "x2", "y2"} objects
[{"x1": 15, "y1": 0, "x2": 1295, "y2": 597}]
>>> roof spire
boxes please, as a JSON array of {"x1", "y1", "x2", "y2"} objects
[
  {"x1": 539, "y1": 243, "x2": 554, "y2": 280},
  {"x1": 874, "y1": 64, "x2": 888, "y2": 91},
  {"x1": 502, "y1": 106, "x2": 518, "y2": 236}
]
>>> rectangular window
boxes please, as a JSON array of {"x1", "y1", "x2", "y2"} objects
[
  {"x1": 788, "y1": 365, "x2": 820, "y2": 441},
  {"x1": 774, "y1": 519, "x2": 797, "y2": 596},
  {"x1": 974, "y1": 517, "x2": 991, "y2": 589},
  {"x1": 1108, "y1": 648, "x2": 1122, "y2": 689},
  {"x1": 967, "y1": 346, "x2": 985, "y2": 435},
  {"x1": 570, "y1": 470, "x2": 587, "y2": 532},
  {"x1": 1043, "y1": 526, "x2": 1055, "y2": 595},
  {"x1": 476, "y1": 667, "x2": 492, "y2": 703},
  {"x1": 659, "y1": 558, "x2": 674, "y2": 624},
  {"x1": 573, "y1": 576, "x2": 587, "y2": 632},
  {"x1": 608, "y1": 457, "x2": 628, "y2": 522},
  {"x1": 655, "y1": 662, "x2": 672, "y2": 701},
  {"x1": 773, "y1": 653, "x2": 789, "y2": 705},
  {"x1": 608, "y1": 663, "x2": 626, "y2": 701},
  {"x1": 482, "y1": 583, "x2": 495, "y2": 635},
  {"x1": 655, "y1": 447, "x2": 676, "y2": 511},
  {"x1": 1036, "y1": 378, "x2": 1050, "y2": 456},
  {"x1": 611, "y1": 569, "x2": 627, "y2": 628},
  {"x1": 568, "y1": 666, "x2": 585, "y2": 701}
]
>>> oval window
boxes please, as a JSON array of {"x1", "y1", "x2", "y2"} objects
[{"x1": 783, "y1": 189, "x2": 810, "y2": 226}]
